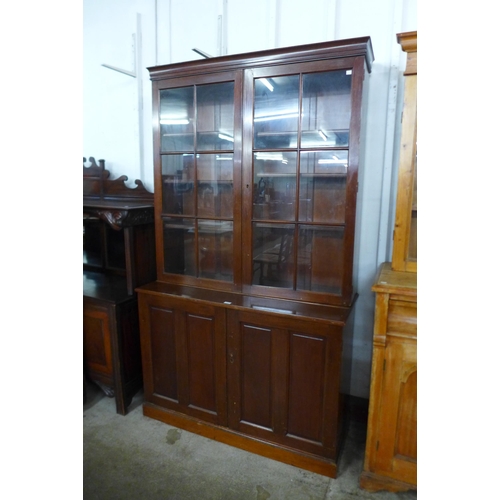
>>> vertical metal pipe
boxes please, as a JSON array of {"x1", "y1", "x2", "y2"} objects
[{"x1": 136, "y1": 13, "x2": 145, "y2": 181}]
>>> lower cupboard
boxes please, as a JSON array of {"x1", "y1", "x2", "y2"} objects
[
  {"x1": 359, "y1": 263, "x2": 417, "y2": 492},
  {"x1": 137, "y1": 282, "x2": 353, "y2": 477}
]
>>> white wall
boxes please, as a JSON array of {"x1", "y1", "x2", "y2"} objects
[{"x1": 83, "y1": 0, "x2": 417, "y2": 398}]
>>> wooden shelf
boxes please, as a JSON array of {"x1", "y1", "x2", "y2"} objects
[{"x1": 83, "y1": 270, "x2": 131, "y2": 303}]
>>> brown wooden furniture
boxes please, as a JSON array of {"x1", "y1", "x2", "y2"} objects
[
  {"x1": 137, "y1": 38, "x2": 374, "y2": 477},
  {"x1": 83, "y1": 157, "x2": 156, "y2": 415},
  {"x1": 392, "y1": 33, "x2": 417, "y2": 274},
  {"x1": 360, "y1": 31, "x2": 417, "y2": 492}
]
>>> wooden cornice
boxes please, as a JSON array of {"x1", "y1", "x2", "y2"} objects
[
  {"x1": 397, "y1": 31, "x2": 417, "y2": 76},
  {"x1": 148, "y1": 36, "x2": 375, "y2": 80}
]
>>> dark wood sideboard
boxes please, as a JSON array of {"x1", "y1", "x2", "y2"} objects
[{"x1": 83, "y1": 157, "x2": 156, "y2": 414}]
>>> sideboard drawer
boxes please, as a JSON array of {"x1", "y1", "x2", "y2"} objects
[{"x1": 387, "y1": 298, "x2": 416, "y2": 339}]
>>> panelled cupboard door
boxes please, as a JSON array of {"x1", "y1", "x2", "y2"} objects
[
  {"x1": 226, "y1": 309, "x2": 343, "y2": 459},
  {"x1": 374, "y1": 338, "x2": 417, "y2": 485},
  {"x1": 138, "y1": 293, "x2": 228, "y2": 426},
  {"x1": 83, "y1": 301, "x2": 114, "y2": 382}
]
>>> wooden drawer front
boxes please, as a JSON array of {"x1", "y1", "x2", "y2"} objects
[
  {"x1": 387, "y1": 299, "x2": 416, "y2": 338},
  {"x1": 83, "y1": 302, "x2": 113, "y2": 379}
]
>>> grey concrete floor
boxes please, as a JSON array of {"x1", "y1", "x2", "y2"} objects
[{"x1": 83, "y1": 382, "x2": 417, "y2": 500}]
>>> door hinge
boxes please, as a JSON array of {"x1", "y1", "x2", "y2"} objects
[
  {"x1": 376, "y1": 440, "x2": 379, "y2": 451},
  {"x1": 383, "y1": 359, "x2": 386, "y2": 371}
]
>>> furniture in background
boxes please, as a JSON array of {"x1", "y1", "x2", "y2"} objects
[
  {"x1": 360, "y1": 31, "x2": 417, "y2": 492},
  {"x1": 83, "y1": 157, "x2": 156, "y2": 415},
  {"x1": 137, "y1": 37, "x2": 374, "y2": 477}
]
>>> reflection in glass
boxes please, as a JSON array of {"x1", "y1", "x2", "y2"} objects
[
  {"x1": 249, "y1": 70, "x2": 353, "y2": 296},
  {"x1": 160, "y1": 87, "x2": 194, "y2": 152},
  {"x1": 161, "y1": 155, "x2": 195, "y2": 215},
  {"x1": 160, "y1": 82, "x2": 237, "y2": 285},
  {"x1": 254, "y1": 75, "x2": 300, "y2": 149},
  {"x1": 299, "y1": 151, "x2": 348, "y2": 223},
  {"x1": 301, "y1": 70, "x2": 352, "y2": 147},
  {"x1": 253, "y1": 152, "x2": 297, "y2": 220},
  {"x1": 197, "y1": 154, "x2": 233, "y2": 218},
  {"x1": 297, "y1": 225, "x2": 344, "y2": 294},
  {"x1": 163, "y1": 218, "x2": 196, "y2": 276},
  {"x1": 252, "y1": 223, "x2": 294, "y2": 288},
  {"x1": 198, "y1": 220, "x2": 233, "y2": 281},
  {"x1": 197, "y1": 82, "x2": 235, "y2": 151}
]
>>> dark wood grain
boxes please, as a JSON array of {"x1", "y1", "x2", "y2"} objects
[
  {"x1": 137, "y1": 37, "x2": 372, "y2": 475},
  {"x1": 83, "y1": 160, "x2": 156, "y2": 415}
]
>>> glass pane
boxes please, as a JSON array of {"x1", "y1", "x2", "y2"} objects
[
  {"x1": 197, "y1": 154, "x2": 233, "y2": 218},
  {"x1": 161, "y1": 155, "x2": 195, "y2": 215},
  {"x1": 160, "y1": 87, "x2": 194, "y2": 152},
  {"x1": 196, "y1": 82, "x2": 235, "y2": 151},
  {"x1": 252, "y1": 223, "x2": 294, "y2": 288},
  {"x1": 198, "y1": 220, "x2": 233, "y2": 281},
  {"x1": 254, "y1": 75, "x2": 300, "y2": 149},
  {"x1": 163, "y1": 218, "x2": 196, "y2": 276},
  {"x1": 297, "y1": 225, "x2": 344, "y2": 294},
  {"x1": 253, "y1": 152, "x2": 297, "y2": 220},
  {"x1": 299, "y1": 151, "x2": 348, "y2": 223},
  {"x1": 301, "y1": 70, "x2": 352, "y2": 148}
]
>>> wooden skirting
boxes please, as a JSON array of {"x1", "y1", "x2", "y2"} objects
[
  {"x1": 142, "y1": 395, "x2": 369, "y2": 478},
  {"x1": 143, "y1": 402, "x2": 339, "y2": 478},
  {"x1": 360, "y1": 470, "x2": 416, "y2": 493}
]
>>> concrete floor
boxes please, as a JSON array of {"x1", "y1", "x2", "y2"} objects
[{"x1": 83, "y1": 382, "x2": 417, "y2": 500}]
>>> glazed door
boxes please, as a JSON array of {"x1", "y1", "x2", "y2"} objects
[
  {"x1": 138, "y1": 293, "x2": 228, "y2": 426},
  {"x1": 226, "y1": 309, "x2": 344, "y2": 459},
  {"x1": 242, "y1": 57, "x2": 365, "y2": 306},
  {"x1": 154, "y1": 71, "x2": 243, "y2": 292}
]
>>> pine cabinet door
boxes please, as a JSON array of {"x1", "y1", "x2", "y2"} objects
[{"x1": 375, "y1": 337, "x2": 417, "y2": 484}]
